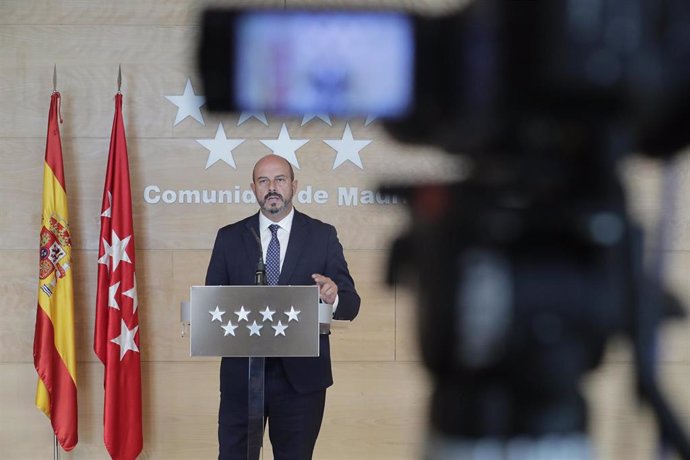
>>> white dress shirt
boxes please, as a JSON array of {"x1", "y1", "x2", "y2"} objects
[{"x1": 258, "y1": 208, "x2": 294, "y2": 273}]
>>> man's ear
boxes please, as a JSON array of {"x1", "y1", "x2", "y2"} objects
[
  {"x1": 292, "y1": 179, "x2": 299, "y2": 194},
  {"x1": 250, "y1": 182, "x2": 256, "y2": 196}
]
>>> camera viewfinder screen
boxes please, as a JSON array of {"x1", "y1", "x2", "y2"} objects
[{"x1": 234, "y1": 11, "x2": 414, "y2": 117}]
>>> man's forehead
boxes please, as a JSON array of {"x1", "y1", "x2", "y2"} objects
[
  {"x1": 254, "y1": 158, "x2": 292, "y2": 178},
  {"x1": 254, "y1": 164, "x2": 289, "y2": 176}
]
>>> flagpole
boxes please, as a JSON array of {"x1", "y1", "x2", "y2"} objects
[
  {"x1": 52, "y1": 63, "x2": 60, "y2": 460},
  {"x1": 117, "y1": 64, "x2": 122, "y2": 93}
]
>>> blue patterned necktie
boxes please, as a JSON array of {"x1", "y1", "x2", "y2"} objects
[{"x1": 266, "y1": 224, "x2": 281, "y2": 285}]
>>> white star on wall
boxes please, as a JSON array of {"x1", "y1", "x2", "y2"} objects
[
  {"x1": 364, "y1": 115, "x2": 377, "y2": 126},
  {"x1": 284, "y1": 306, "x2": 301, "y2": 322},
  {"x1": 222, "y1": 320, "x2": 238, "y2": 336},
  {"x1": 165, "y1": 78, "x2": 205, "y2": 126},
  {"x1": 237, "y1": 112, "x2": 268, "y2": 126},
  {"x1": 111, "y1": 319, "x2": 139, "y2": 361},
  {"x1": 259, "y1": 306, "x2": 276, "y2": 322},
  {"x1": 247, "y1": 320, "x2": 263, "y2": 336},
  {"x1": 272, "y1": 321, "x2": 288, "y2": 336},
  {"x1": 235, "y1": 306, "x2": 250, "y2": 322},
  {"x1": 301, "y1": 114, "x2": 332, "y2": 126},
  {"x1": 123, "y1": 277, "x2": 138, "y2": 313},
  {"x1": 260, "y1": 123, "x2": 308, "y2": 168},
  {"x1": 196, "y1": 123, "x2": 245, "y2": 169},
  {"x1": 209, "y1": 305, "x2": 225, "y2": 322},
  {"x1": 324, "y1": 123, "x2": 372, "y2": 170}
]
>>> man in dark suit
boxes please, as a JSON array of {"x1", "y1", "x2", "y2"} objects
[{"x1": 205, "y1": 154, "x2": 361, "y2": 460}]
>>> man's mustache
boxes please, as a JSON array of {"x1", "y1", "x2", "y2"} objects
[{"x1": 264, "y1": 192, "x2": 283, "y2": 201}]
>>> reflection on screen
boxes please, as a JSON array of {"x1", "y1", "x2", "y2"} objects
[{"x1": 234, "y1": 11, "x2": 414, "y2": 117}]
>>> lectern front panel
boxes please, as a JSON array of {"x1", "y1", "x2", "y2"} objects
[{"x1": 190, "y1": 285, "x2": 320, "y2": 357}]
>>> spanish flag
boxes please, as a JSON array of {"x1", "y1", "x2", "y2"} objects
[{"x1": 34, "y1": 91, "x2": 78, "y2": 451}]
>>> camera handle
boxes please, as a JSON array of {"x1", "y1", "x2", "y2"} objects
[{"x1": 628, "y1": 160, "x2": 690, "y2": 460}]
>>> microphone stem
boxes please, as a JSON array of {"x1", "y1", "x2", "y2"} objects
[
  {"x1": 250, "y1": 226, "x2": 267, "y2": 285},
  {"x1": 255, "y1": 258, "x2": 266, "y2": 285}
]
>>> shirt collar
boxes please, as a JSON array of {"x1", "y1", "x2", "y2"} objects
[{"x1": 259, "y1": 207, "x2": 295, "y2": 234}]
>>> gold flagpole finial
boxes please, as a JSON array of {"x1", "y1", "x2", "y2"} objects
[
  {"x1": 117, "y1": 65, "x2": 122, "y2": 93},
  {"x1": 53, "y1": 64, "x2": 57, "y2": 93}
]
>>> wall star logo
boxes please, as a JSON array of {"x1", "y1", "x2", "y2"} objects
[
  {"x1": 324, "y1": 122, "x2": 372, "y2": 170},
  {"x1": 196, "y1": 122, "x2": 245, "y2": 169},
  {"x1": 302, "y1": 114, "x2": 332, "y2": 126},
  {"x1": 238, "y1": 112, "x2": 268, "y2": 126},
  {"x1": 165, "y1": 78, "x2": 206, "y2": 126},
  {"x1": 163, "y1": 78, "x2": 377, "y2": 173},
  {"x1": 260, "y1": 123, "x2": 309, "y2": 169}
]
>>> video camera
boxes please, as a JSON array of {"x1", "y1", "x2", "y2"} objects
[{"x1": 198, "y1": 1, "x2": 690, "y2": 458}]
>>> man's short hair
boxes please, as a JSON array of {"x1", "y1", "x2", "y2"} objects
[{"x1": 252, "y1": 155, "x2": 295, "y2": 182}]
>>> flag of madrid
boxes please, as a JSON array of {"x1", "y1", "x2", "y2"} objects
[{"x1": 94, "y1": 93, "x2": 143, "y2": 460}]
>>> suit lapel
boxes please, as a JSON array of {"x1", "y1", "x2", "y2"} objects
[
  {"x1": 279, "y1": 210, "x2": 309, "y2": 285},
  {"x1": 243, "y1": 214, "x2": 262, "y2": 274}
]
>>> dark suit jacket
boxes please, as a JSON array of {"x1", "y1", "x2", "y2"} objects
[{"x1": 205, "y1": 209, "x2": 360, "y2": 395}]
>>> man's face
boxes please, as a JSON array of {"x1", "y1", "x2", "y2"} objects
[{"x1": 251, "y1": 156, "x2": 298, "y2": 221}]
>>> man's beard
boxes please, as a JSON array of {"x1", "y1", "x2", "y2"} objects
[{"x1": 259, "y1": 191, "x2": 291, "y2": 215}]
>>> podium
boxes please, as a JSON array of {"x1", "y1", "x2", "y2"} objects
[
  {"x1": 189, "y1": 285, "x2": 321, "y2": 357},
  {"x1": 183, "y1": 285, "x2": 330, "y2": 460}
]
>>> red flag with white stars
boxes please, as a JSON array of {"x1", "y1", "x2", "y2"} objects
[{"x1": 94, "y1": 93, "x2": 142, "y2": 460}]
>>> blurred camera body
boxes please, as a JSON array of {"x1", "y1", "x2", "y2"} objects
[{"x1": 199, "y1": 0, "x2": 690, "y2": 457}]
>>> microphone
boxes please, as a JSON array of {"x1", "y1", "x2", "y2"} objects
[{"x1": 250, "y1": 227, "x2": 266, "y2": 285}]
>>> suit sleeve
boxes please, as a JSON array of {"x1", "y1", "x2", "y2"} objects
[
  {"x1": 326, "y1": 226, "x2": 360, "y2": 321},
  {"x1": 205, "y1": 229, "x2": 229, "y2": 286}
]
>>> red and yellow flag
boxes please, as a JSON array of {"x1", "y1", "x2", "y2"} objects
[
  {"x1": 94, "y1": 93, "x2": 143, "y2": 460},
  {"x1": 34, "y1": 91, "x2": 78, "y2": 451}
]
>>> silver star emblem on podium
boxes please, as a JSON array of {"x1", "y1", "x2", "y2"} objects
[
  {"x1": 284, "y1": 306, "x2": 301, "y2": 322},
  {"x1": 259, "y1": 306, "x2": 276, "y2": 322},
  {"x1": 222, "y1": 320, "x2": 238, "y2": 336},
  {"x1": 272, "y1": 321, "x2": 288, "y2": 337},
  {"x1": 209, "y1": 306, "x2": 225, "y2": 322},
  {"x1": 247, "y1": 320, "x2": 263, "y2": 336},
  {"x1": 235, "y1": 306, "x2": 250, "y2": 322}
]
